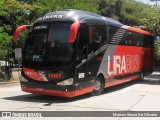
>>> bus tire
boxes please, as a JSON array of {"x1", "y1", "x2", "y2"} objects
[
  {"x1": 91, "y1": 76, "x2": 104, "y2": 96},
  {"x1": 139, "y1": 70, "x2": 145, "y2": 81}
]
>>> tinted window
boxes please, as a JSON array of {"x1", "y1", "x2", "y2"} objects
[
  {"x1": 23, "y1": 22, "x2": 75, "y2": 69},
  {"x1": 77, "y1": 25, "x2": 107, "y2": 60},
  {"x1": 121, "y1": 31, "x2": 144, "y2": 47},
  {"x1": 78, "y1": 26, "x2": 89, "y2": 49},
  {"x1": 92, "y1": 26, "x2": 107, "y2": 47},
  {"x1": 84, "y1": 25, "x2": 107, "y2": 53},
  {"x1": 122, "y1": 31, "x2": 133, "y2": 46},
  {"x1": 48, "y1": 23, "x2": 71, "y2": 43},
  {"x1": 77, "y1": 26, "x2": 89, "y2": 61},
  {"x1": 108, "y1": 26, "x2": 153, "y2": 48},
  {"x1": 109, "y1": 26, "x2": 118, "y2": 44},
  {"x1": 109, "y1": 26, "x2": 126, "y2": 45},
  {"x1": 150, "y1": 36, "x2": 154, "y2": 48},
  {"x1": 133, "y1": 33, "x2": 144, "y2": 46},
  {"x1": 143, "y1": 35, "x2": 154, "y2": 48}
]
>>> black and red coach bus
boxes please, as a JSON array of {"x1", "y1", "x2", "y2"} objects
[{"x1": 14, "y1": 9, "x2": 154, "y2": 98}]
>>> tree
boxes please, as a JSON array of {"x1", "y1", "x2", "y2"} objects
[
  {"x1": 139, "y1": 5, "x2": 160, "y2": 36},
  {"x1": 0, "y1": 0, "x2": 160, "y2": 68},
  {"x1": 150, "y1": 0, "x2": 160, "y2": 7},
  {"x1": 97, "y1": 0, "x2": 123, "y2": 20},
  {"x1": 0, "y1": 0, "x2": 36, "y2": 65},
  {"x1": 33, "y1": 0, "x2": 99, "y2": 15}
]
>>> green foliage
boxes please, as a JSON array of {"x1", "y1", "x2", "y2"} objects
[
  {"x1": 16, "y1": 29, "x2": 29, "y2": 49},
  {"x1": 0, "y1": 0, "x2": 33, "y2": 59},
  {"x1": 0, "y1": 0, "x2": 160, "y2": 67},
  {"x1": 97, "y1": 0, "x2": 160, "y2": 35},
  {"x1": 139, "y1": 6, "x2": 160, "y2": 35},
  {"x1": 97, "y1": 0, "x2": 123, "y2": 20},
  {"x1": 155, "y1": 45, "x2": 160, "y2": 58},
  {"x1": 0, "y1": 70, "x2": 12, "y2": 81},
  {"x1": 33, "y1": 0, "x2": 99, "y2": 15},
  {"x1": 120, "y1": 0, "x2": 143, "y2": 26}
]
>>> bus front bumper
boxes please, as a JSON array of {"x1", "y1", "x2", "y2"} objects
[
  {"x1": 20, "y1": 78, "x2": 76, "y2": 98},
  {"x1": 21, "y1": 86, "x2": 75, "y2": 98},
  {"x1": 20, "y1": 81, "x2": 93, "y2": 98}
]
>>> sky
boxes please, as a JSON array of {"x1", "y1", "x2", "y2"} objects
[{"x1": 135, "y1": 0, "x2": 160, "y2": 5}]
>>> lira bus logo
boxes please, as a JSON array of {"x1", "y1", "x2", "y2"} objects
[{"x1": 108, "y1": 55, "x2": 139, "y2": 75}]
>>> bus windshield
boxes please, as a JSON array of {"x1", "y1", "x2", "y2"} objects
[{"x1": 23, "y1": 22, "x2": 74, "y2": 69}]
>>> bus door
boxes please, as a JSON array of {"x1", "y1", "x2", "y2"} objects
[
  {"x1": 76, "y1": 25, "x2": 107, "y2": 80},
  {"x1": 87, "y1": 26, "x2": 103, "y2": 77},
  {"x1": 87, "y1": 25, "x2": 108, "y2": 78},
  {"x1": 75, "y1": 25, "x2": 107, "y2": 95},
  {"x1": 74, "y1": 25, "x2": 91, "y2": 95}
]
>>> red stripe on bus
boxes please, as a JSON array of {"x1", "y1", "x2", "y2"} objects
[
  {"x1": 22, "y1": 87, "x2": 75, "y2": 98},
  {"x1": 21, "y1": 86, "x2": 93, "y2": 98},
  {"x1": 74, "y1": 86, "x2": 93, "y2": 96},
  {"x1": 128, "y1": 27, "x2": 152, "y2": 36},
  {"x1": 23, "y1": 67, "x2": 44, "y2": 81},
  {"x1": 105, "y1": 75, "x2": 140, "y2": 88}
]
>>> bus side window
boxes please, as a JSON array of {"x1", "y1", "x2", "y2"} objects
[
  {"x1": 122, "y1": 31, "x2": 129, "y2": 45},
  {"x1": 109, "y1": 26, "x2": 118, "y2": 44},
  {"x1": 78, "y1": 27, "x2": 88, "y2": 49},
  {"x1": 150, "y1": 36, "x2": 154, "y2": 48},
  {"x1": 90, "y1": 26, "x2": 107, "y2": 52},
  {"x1": 136, "y1": 33, "x2": 143, "y2": 47},
  {"x1": 122, "y1": 31, "x2": 137, "y2": 46},
  {"x1": 132, "y1": 32, "x2": 138, "y2": 46},
  {"x1": 143, "y1": 35, "x2": 153, "y2": 48},
  {"x1": 143, "y1": 35, "x2": 149, "y2": 47},
  {"x1": 92, "y1": 26, "x2": 107, "y2": 45},
  {"x1": 78, "y1": 26, "x2": 89, "y2": 61}
]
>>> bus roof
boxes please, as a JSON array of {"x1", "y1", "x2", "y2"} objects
[
  {"x1": 36, "y1": 9, "x2": 152, "y2": 36},
  {"x1": 36, "y1": 9, "x2": 123, "y2": 27}
]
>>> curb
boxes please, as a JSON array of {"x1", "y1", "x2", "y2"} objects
[{"x1": 0, "y1": 81, "x2": 19, "y2": 85}]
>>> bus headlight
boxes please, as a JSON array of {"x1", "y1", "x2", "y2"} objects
[
  {"x1": 57, "y1": 78, "x2": 73, "y2": 86},
  {"x1": 20, "y1": 76, "x2": 28, "y2": 82}
]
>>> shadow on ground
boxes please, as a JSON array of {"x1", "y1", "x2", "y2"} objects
[
  {"x1": 3, "y1": 71, "x2": 160, "y2": 105},
  {"x1": 142, "y1": 71, "x2": 160, "y2": 85},
  {"x1": 3, "y1": 80, "x2": 139, "y2": 106}
]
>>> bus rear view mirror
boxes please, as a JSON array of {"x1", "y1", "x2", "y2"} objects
[
  {"x1": 13, "y1": 25, "x2": 31, "y2": 43},
  {"x1": 69, "y1": 22, "x2": 80, "y2": 43}
]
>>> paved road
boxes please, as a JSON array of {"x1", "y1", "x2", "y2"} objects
[{"x1": 0, "y1": 72, "x2": 160, "y2": 120}]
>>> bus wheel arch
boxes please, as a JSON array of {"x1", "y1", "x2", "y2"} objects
[{"x1": 91, "y1": 73, "x2": 105, "y2": 96}]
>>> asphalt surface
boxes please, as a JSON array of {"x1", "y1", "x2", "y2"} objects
[{"x1": 0, "y1": 71, "x2": 160, "y2": 120}]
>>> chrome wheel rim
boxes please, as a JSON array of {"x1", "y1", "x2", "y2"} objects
[{"x1": 94, "y1": 80, "x2": 101, "y2": 91}]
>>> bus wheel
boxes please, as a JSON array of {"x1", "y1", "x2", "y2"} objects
[
  {"x1": 91, "y1": 77, "x2": 104, "y2": 96},
  {"x1": 139, "y1": 70, "x2": 144, "y2": 81}
]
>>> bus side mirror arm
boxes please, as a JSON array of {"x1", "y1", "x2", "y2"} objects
[
  {"x1": 69, "y1": 22, "x2": 80, "y2": 43},
  {"x1": 13, "y1": 25, "x2": 32, "y2": 43}
]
